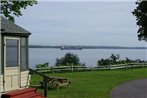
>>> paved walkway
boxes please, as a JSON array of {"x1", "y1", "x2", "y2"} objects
[{"x1": 111, "y1": 78, "x2": 147, "y2": 98}]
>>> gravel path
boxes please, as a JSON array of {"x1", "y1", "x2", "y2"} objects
[{"x1": 110, "y1": 78, "x2": 147, "y2": 98}]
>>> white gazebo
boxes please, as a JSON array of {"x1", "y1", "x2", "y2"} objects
[{"x1": 0, "y1": 16, "x2": 31, "y2": 93}]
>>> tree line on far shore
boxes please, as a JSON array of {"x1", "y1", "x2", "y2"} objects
[{"x1": 35, "y1": 52, "x2": 147, "y2": 68}]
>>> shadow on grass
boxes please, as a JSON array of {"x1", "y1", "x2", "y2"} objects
[{"x1": 30, "y1": 85, "x2": 67, "y2": 91}]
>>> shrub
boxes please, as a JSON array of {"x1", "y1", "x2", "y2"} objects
[
  {"x1": 35, "y1": 62, "x2": 49, "y2": 68},
  {"x1": 55, "y1": 52, "x2": 81, "y2": 66},
  {"x1": 97, "y1": 54, "x2": 146, "y2": 66}
]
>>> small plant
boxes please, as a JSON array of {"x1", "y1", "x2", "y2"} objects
[{"x1": 35, "y1": 62, "x2": 49, "y2": 68}]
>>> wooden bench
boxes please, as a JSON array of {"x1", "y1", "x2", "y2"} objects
[{"x1": 40, "y1": 77, "x2": 70, "y2": 89}]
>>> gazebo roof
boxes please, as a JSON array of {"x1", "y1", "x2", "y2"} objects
[{"x1": 0, "y1": 16, "x2": 31, "y2": 36}]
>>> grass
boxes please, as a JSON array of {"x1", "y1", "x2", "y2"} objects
[{"x1": 30, "y1": 68, "x2": 147, "y2": 98}]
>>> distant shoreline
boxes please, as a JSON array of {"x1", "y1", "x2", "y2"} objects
[{"x1": 29, "y1": 45, "x2": 147, "y2": 50}]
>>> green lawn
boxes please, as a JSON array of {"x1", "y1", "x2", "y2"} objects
[{"x1": 30, "y1": 68, "x2": 147, "y2": 98}]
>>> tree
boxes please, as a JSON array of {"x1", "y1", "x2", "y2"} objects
[
  {"x1": 132, "y1": 1, "x2": 147, "y2": 41},
  {"x1": 55, "y1": 52, "x2": 81, "y2": 66},
  {"x1": 110, "y1": 54, "x2": 119, "y2": 63},
  {"x1": 97, "y1": 54, "x2": 121, "y2": 66},
  {"x1": 0, "y1": 0, "x2": 37, "y2": 22},
  {"x1": 97, "y1": 54, "x2": 146, "y2": 67},
  {"x1": 125, "y1": 57, "x2": 131, "y2": 63},
  {"x1": 97, "y1": 58, "x2": 110, "y2": 66}
]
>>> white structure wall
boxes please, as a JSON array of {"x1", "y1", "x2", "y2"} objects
[
  {"x1": 20, "y1": 71, "x2": 30, "y2": 88},
  {"x1": 0, "y1": 34, "x2": 1, "y2": 93}
]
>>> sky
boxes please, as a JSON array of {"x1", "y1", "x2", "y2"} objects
[{"x1": 15, "y1": 0, "x2": 146, "y2": 47}]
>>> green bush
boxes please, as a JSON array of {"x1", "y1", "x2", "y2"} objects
[
  {"x1": 35, "y1": 62, "x2": 49, "y2": 68},
  {"x1": 55, "y1": 52, "x2": 82, "y2": 66},
  {"x1": 97, "y1": 54, "x2": 147, "y2": 66}
]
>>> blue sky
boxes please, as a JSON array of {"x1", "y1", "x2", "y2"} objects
[{"x1": 15, "y1": 0, "x2": 146, "y2": 47}]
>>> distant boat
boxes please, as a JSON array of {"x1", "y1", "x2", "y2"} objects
[{"x1": 60, "y1": 46, "x2": 82, "y2": 50}]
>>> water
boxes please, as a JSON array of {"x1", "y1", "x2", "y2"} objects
[{"x1": 29, "y1": 48, "x2": 147, "y2": 68}]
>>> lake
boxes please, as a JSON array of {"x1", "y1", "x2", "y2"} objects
[{"x1": 29, "y1": 48, "x2": 147, "y2": 68}]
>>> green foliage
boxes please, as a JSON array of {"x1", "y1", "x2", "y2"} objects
[
  {"x1": 0, "y1": 0, "x2": 37, "y2": 22},
  {"x1": 97, "y1": 54, "x2": 146, "y2": 66},
  {"x1": 97, "y1": 58, "x2": 110, "y2": 66},
  {"x1": 132, "y1": 1, "x2": 147, "y2": 41},
  {"x1": 35, "y1": 62, "x2": 49, "y2": 68},
  {"x1": 125, "y1": 57, "x2": 131, "y2": 63},
  {"x1": 97, "y1": 54, "x2": 120, "y2": 66},
  {"x1": 55, "y1": 52, "x2": 81, "y2": 66},
  {"x1": 110, "y1": 54, "x2": 120, "y2": 63}
]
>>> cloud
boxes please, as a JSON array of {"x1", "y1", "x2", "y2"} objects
[{"x1": 15, "y1": 2, "x2": 145, "y2": 46}]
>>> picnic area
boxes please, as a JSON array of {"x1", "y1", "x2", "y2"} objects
[{"x1": 30, "y1": 68, "x2": 147, "y2": 98}]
